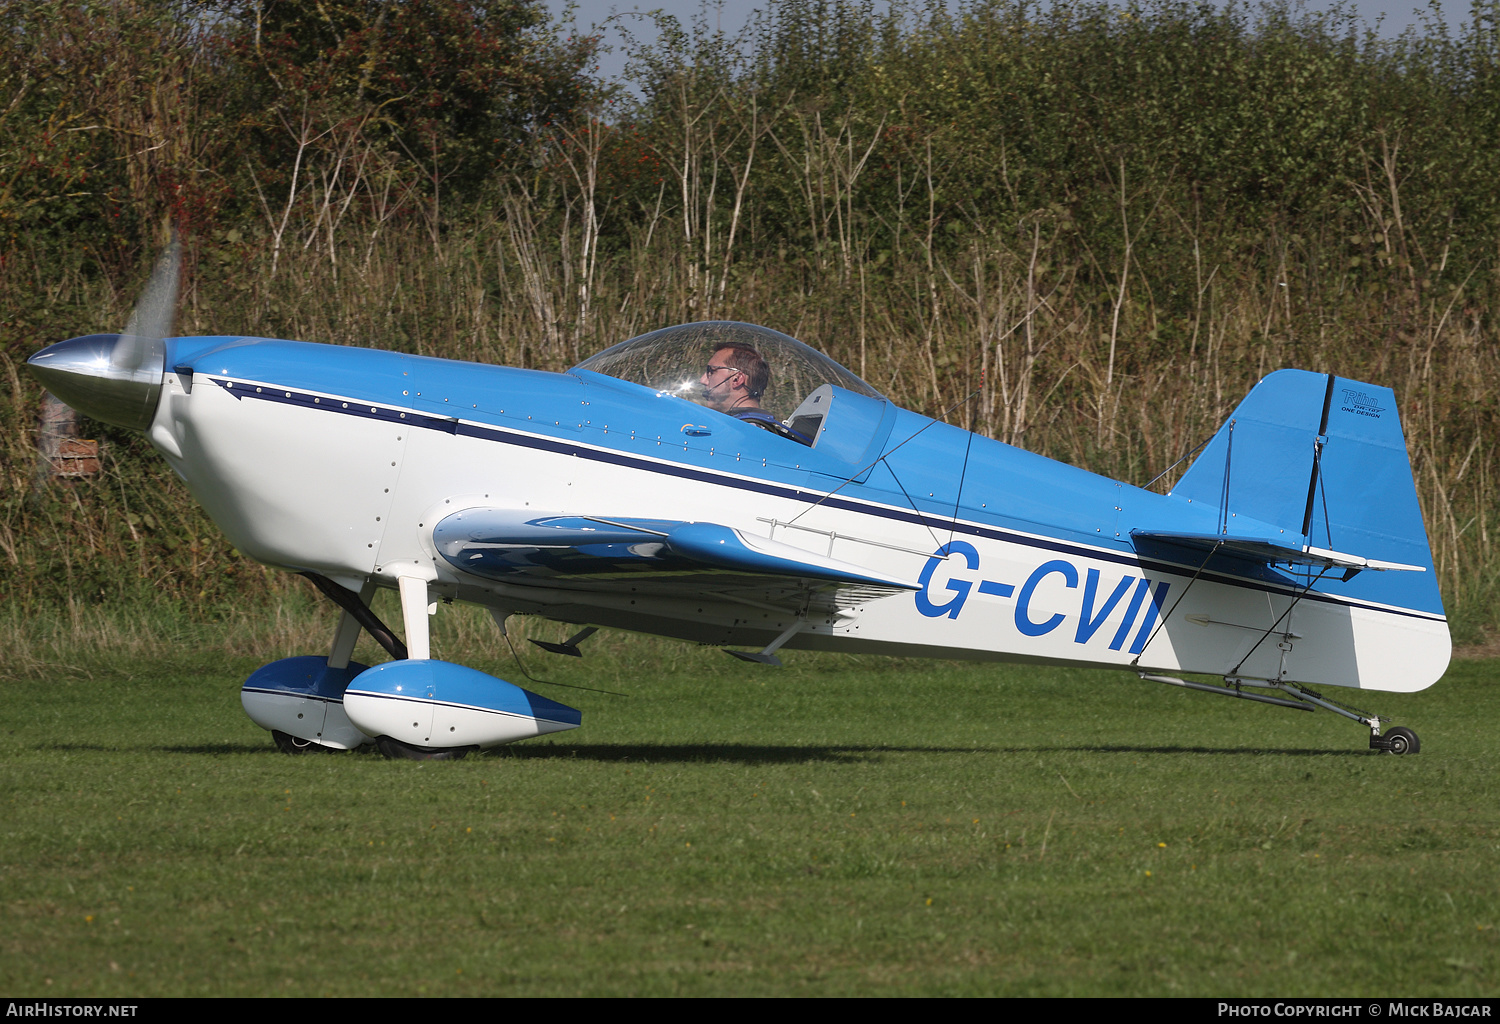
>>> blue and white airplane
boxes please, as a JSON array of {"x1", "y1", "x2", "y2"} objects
[{"x1": 29, "y1": 244, "x2": 1447, "y2": 758}]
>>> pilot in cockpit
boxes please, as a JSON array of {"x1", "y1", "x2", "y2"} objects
[{"x1": 699, "y1": 344, "x2": 813, "y2": 444}]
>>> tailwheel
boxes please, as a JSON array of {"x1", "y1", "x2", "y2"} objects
[
  {"x1": 272, "y1": 729, "x2": 336, "y2": 755},
  {"x1": 1381, "y1": 726, "x2": 1420, "y2": 755},
  {"x1": 375, "y1": 735, "x2": 475, "y2": 761}
]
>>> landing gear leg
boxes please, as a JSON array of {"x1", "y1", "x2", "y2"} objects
[
  {"x1": 398, "y1": 575, "x2": 432, "y2": 661},
  {"x1": 326, "y1": 580, "x2": 375, "y2": 670},
  {"x1": 301, "y1": 572, "x2": 408, "y2": 660}
]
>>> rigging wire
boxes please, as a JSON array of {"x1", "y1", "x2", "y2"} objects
[{"x1": 1142, "y1": 432, "x2": 1213, "y2": 492}]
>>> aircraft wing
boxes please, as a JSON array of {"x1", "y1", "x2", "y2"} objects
[
  {"x1": 432, "y1": 508, "x2": 919, "y2": 613},
  {"x1": 1129, "y1": 530, "x2": 1426, "y2": 577}
]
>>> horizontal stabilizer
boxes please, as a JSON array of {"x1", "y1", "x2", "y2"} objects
[
  {"x1": 1130, "y1": 530, "x2": 1426, "y2": 577},
  {"x1": 433, "y1": 508, "x2": 919, "y2": 597}
]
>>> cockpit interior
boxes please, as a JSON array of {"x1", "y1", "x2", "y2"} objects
[{"x1": 572, "y1": 321, "x2": 885, "y2": 448}]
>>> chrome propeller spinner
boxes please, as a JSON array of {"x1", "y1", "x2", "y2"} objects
[{"x1": 27, "y1": 237, "x2": 181, "y2": 431}]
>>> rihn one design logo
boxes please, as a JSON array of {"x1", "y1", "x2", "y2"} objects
[{"x1": 1340, "y1": 387, "x2": 1385, "y2": 419}]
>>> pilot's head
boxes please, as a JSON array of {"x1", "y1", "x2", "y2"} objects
[{"x1": 699, "y1": 344, "x2": 768, "y2": 412}]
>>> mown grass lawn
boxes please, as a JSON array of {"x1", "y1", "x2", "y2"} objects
[{"x1": 2, "y1": 639, "x2": 1497, "y2": 996}]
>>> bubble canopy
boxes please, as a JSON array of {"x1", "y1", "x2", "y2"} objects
[{"x1": 571, "y1": 322, "x2": 883, "y2": 422}]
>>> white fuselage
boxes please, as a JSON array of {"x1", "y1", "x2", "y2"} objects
[{"x1": 147, "y1": 354, "x2": 1450, "y2": 694}]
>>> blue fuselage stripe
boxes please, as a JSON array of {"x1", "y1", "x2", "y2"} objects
[{"x1": 241, "y1": 686, "x2": 343, "y2": 704}]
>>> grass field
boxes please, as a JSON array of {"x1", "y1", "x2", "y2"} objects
[{"x1": 2, "y1": 632, "x2": 1497, "y2": 997}]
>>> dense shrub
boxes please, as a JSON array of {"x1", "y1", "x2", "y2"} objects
[{"x1": 3, "y1": 0, "x2": 1499, "y2": 639}]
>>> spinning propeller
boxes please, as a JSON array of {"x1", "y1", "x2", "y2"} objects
[{"x1": 28, "y1": 236, "x2": 182, "y2": 431}]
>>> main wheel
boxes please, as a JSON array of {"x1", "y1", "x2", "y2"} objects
[
  {"x1": 375, "y1": 735, "x2": 473, "y2": 761},
  {"x1": 1384, "y1": 726, "x2": 1420, "y2": 755},
  {"x1": 272, "y1": 729, "x2": 333, "y2": 754}
]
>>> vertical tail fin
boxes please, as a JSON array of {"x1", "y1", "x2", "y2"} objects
[{"x1": 1170, "y1": 368, "x2": 1442, "y2": 615}]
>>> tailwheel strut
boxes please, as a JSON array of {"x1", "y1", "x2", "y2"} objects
[
  {"x1": 1139, "y1": 673, "x2": 1420, "y2": 754},
  {"x1": 1261, "y1": 680, "x2": 1419, "y2": 755}
]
